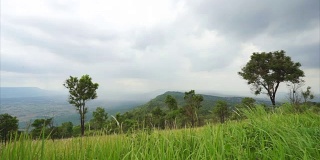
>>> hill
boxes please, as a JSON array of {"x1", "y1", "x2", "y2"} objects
[{"x1": 129, "y1": 91, "x2": 271, "y2": 116}]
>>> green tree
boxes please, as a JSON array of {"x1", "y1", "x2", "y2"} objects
[
  {"x1": 213, "y1": 100, "x2": 230, "y2": 123},
  {"x1": 238, "y1": 50, "x2": 304, "y2": 106},
  {"x1": 151, "y1": 106, "x2": 166, "y2": 129},
  {"x1": 165, "y1": 95, "x2": 179, "y2": 128},
  {"x1": 233, "y1": 97, "x2": 256, "y2": 120},
  {"x1": 63, "y1": 74, "x2": 99, "y2": 136},
  {"x1": 302, "y1": 86, "x2": 314, "y2": 103},
  {"x1": 183, "y1": 90, "x2": 203, "y2": 127},
  {"x1": 31, "y1": 118, "x2": 54, "y2": 138},
  {"x1": 58, "y1": 122, "x2": 73, "y2": 138},
  {"x1": 0, "y1": 113, "x2": 19, "y2": 143},
  {"x1": 241, "y1": 97, "x2": 256, "y2": 109},
  {"x1": 91, "y1": 107, "x2": 108, "y2": 130},
  {"x1": 165, "y1": 95, "x2": 178, "y2": 110}
]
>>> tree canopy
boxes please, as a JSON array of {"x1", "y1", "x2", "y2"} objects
[
  {"x1": 165, "y1": 95, "x2": 178, "y2": 110},
  {"x1": 183, "y1": 90, "x2": 204, "y2": 127},
  {"x1": 213, "y1": 100, "x2": 230, "y2": 123},
  {"x1": 63, "y1": 74, "x2": 99, "y2": 136},
  {"x1": 91, "y1": 107, "x2": 108, "y2": 130},
  {"x1": 31, "y1": 118, "x2": 54, "y2": 138},
  {"x1": 0, "y1": 113, "x2": 18, "y2": 143},
  {"x1": 238, "y1": 50, "x2": 304, "y2": 106},
  {"x1": 302, "y1": 86, "x2": 314, "y2": 103}
]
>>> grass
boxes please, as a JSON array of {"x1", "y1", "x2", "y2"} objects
[{"x1": 1, "y1": 106, "x2": 319, "y2": 160}]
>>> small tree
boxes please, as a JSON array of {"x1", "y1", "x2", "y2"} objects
[
  {"x1": 302, "y1": 86, "x2": 314, "y2": 103},
  {"x1": 151, "y1": 107, "x2": 166, "y2": 129},
  {"x1": 63, "y1": 74, "x2": 99, "y2": 136},
  {"x1": 31, "y1": 118, "x2": 54, "y2": 138},
  {"x1": 58, "y1": 122, "x2": 73, "y2": 138},
  {"x1": 183, "y1": 90, "x2": 203, "y2": 127},
  {"x1": 165, "y1": 95, "x2": 178, "y2": 110},
  {"x1": 165, "y1": 95, "x2": 179, "y2": 128},
  {"x1": 233, "y1": 97, "x2": 256, "y2": 120},
  {"x1": 0, "y1": 113, "x2": 19, "y2": 143},
  {"x1": 287, "y1": 80, "x2": 305, "y2": 105},
  {"x1": 238, "y1": 50, "x2": 304, "y2": 106},
  {"x1": 213, "y1": 100, "x2": 230, "y2": 123},
  {"x1": 241, "y1": 97, "x2": 256, "y2": 109},
  {"x1": 91, "y1": 107, "x2": 108, "y2": 130}
]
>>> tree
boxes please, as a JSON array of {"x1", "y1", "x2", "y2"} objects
[
  {"x1": 0, "y1": 113, "x2": 19, "y2": 143},
  {"x1": 165, "y1": 95, "x2": 179, "y2": 128},
  {"x1": 233, "y1": 97, "x2": 256, "y2": 120},
  {"x1": 238, "y1": 50, "x2": 304, "y2": 106},
  {"x1": 213, "y1": 100, "x2": 230, "y2": 123},
  {"x1": 91, "y1": 107, "x2": 108, "y2": 130},
  {"x1": 58, "y1": 122, "x2": 73, "y2": 138},
  {"x1": 31, "y1": 118, "x2": 54, "y2": 138},
  {"x1": 241, "y1": 97, "x2": 256, "y2": 109},
  {"x1": 183, "y1": 90, "x2": 203, "y2": 127},
  {"x1": 287, "y1": 80, "x2": 304, "y2": 105},
  {"x1": 151, "y1": 107, "x2": 166, "y2": 129},
  {"x1": 302, "y1": 86, "x2": 314, "y2": 103},
  {"x1": 63, "y1": 74, "x2": 99, "y2": 136},
  {"x1": 165, "y1": 95, "x2": 178, "y2": 110}
]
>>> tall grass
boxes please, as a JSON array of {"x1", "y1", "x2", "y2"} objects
[{"x1": 1, "y1": 105, "x2": 319, "y2": 159}]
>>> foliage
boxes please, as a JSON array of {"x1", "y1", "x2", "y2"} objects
[
  {"x1": 90, "y1": 107, "x2": 108, "y2": 130},
  {"x1": 183, "y1": 90, "x2": 204, "y2": 127},
  {"x1": 302, "y1": 86, "x2": 314, "y2": 103},
  {"x1": 63, "y1": 74, "x2": 99, "y2": 136},
  {"x1": 165, "y1": 95, "x2": 178, "y2": 110},
  {"x1": 31, "y1": 118, "x2": 54, "y2": 138},
  {"x1": 241, "y1": 97, "x2": 256, "y2": 108},
  {"x1": 151, "y1": 107, "x2": 166, "y2": 129},
  {"x1": 232, "y1": 97, "x2": 257, "y2": 120},
  {"x1": 57, "y1": 122, "x2": 73, "y2": 138},
  {"x1": 238, "y1": 50, "x2": 304, "y2": 106},
  {"x1": 212, "y1": 100, "x2": 231, "y2": 123},
  {"x1": 0, "y1": 113, "x2": 18, "y2": 143}
]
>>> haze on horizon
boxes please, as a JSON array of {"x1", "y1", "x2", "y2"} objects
[{"x1": 1, "y1": 0, "x2": 319, "y2": 101}]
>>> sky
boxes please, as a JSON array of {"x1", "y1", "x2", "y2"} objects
[{"x1": 1, "y1": 0, "x2": 319, "y2": 101}]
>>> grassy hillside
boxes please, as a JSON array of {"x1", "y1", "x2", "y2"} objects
[{"x1": 1, "y1": 106, "x2": 319, "y2": 159}]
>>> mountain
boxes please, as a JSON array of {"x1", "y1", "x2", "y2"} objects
[{"x1": 0, "y1": 87, "x2": 61, "y2": 98}]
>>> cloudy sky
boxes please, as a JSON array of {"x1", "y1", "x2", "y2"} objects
[{"x1": 1, "y1": 0, "x2": 319, "y2": 100}]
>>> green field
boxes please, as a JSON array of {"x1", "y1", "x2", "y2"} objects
[{"x1": 1, "y1": 106, "x2": 319, "y2": 160}]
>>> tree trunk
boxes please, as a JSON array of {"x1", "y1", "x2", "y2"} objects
[
  {"x1": 269, "y1": 95, "x2": 276, "y2": 107},
  {"x1": 80, "y1": 105, "x2": 85, "y2": 136},
  {"x1": 81, "y1": 116, "x2": 84, "y2": 136},
  {"x1": 191, "y1": 114, "x2": 195, "y2": 127}
]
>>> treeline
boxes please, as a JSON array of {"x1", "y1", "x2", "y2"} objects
[{"x1": 1, "y1": 91, "x2": 319, "y2": 143}]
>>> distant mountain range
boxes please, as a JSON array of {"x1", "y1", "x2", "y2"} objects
[
  {"x1": 0, "y1": 87, "x2": 144, "y2": 128},
  {"x1": 0, "y1": 87, "x2": 62, "y2": 98}
]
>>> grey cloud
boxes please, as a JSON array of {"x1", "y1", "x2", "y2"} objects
[
  {"x1": 1, "y1": 0, "x2": 319, "y2": 95},
  {"x1": 286, "y1": 44, "x2": 320, "y2": 69},
  {"x1": 188, "y1": 0, "x2": 319, "y2": 40},
  {"x1": 133, "y1": 27, "x2": 169, "y2": 50},
  {"x1": 2, "y1": 17, "x2": 123, "y2": 64}
]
